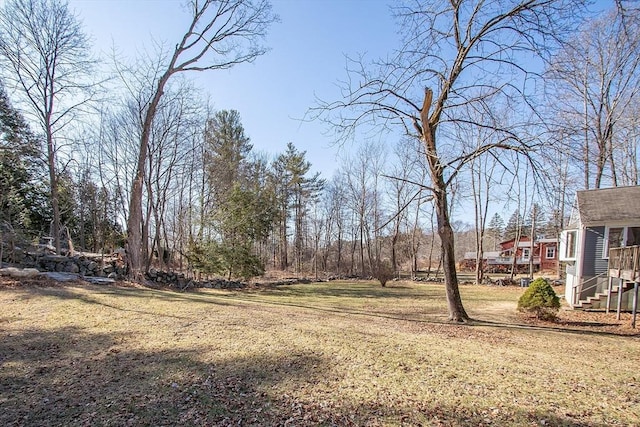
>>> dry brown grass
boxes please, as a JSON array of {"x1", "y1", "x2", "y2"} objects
[{"x1": 1, "y1": 278, "x2": 638, "y2": 426}]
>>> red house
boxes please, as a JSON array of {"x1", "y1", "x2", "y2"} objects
[{"x1": 463, "y1": 236, "x2": 558, "y2": 273}]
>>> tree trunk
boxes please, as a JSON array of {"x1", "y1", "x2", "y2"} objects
[
  {"x1": 475, "y1": 241, "x2": 484, "y2": 285},
  {"x1": 336, "y1": 224, "x2": 342, "y2": 274},
  {"x1": 434, "y1": 187, "x2": 469, "y2": 322},
  {"x1": 391, "y1": 228, "x2": 398, "y2": 273},
  {"x1": 359, "y1": 214, "x2": 365, "y2": 276},
  {"x1": 529, "y1": 206, "x2": 536, "y2": 279},
  {"x1": 419, "y1": 88, "x2": 469, "y2": 322},
  {"x1": 350, "y1": 231, "x2": 357, "y2": 276},
  {"x1": 281, "y1": 218, "x2": 288, "y2": 270},
  {"x1": 509, "y1": 231, "x2": 521, "y2": 281},
  {"x1": 127, "y1": 72, "x2": 171, "y2": 279},
  {"x1": 45, "y1": 126, "x2": 61, "y2": 255}
]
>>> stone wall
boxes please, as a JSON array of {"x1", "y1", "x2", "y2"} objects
[
  {"x1": 2, "y1": 249, "x2": 126, "y2": 280},
  {"x1": 35, "y1": 254, "x2": 127, "y2": 279},
  {"x1": 3, "y1": 247, "x2": 321, "y2": 290}
]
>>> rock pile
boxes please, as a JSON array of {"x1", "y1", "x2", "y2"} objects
[
  {"x1": 146, "y1": 268, "x2": 246, "y2": 290},
  {"x1": 34, "y1": 254, "x2": 126, "y2": 279}
]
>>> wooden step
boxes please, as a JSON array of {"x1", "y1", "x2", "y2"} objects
[{"x1": 575, "y1": 281, "x2": 636, "y2": 309}]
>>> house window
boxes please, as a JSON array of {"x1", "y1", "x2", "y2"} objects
[
  {"x1": 626, "y1": 227, "x2": 640, "y2": 246},
  {"x1": 603, "y1": 226, "x2": 640, "y2": 258},
  {"x1": 603, "y1": 227, "x2": 623, "y2": 258},
  {"x1": 546, "y1": 246, "x2": 556, "y2": 259},
  {"x1": 522, "y1": 248, "x2": 530, "y2": 260},
  {"x1": 564, "y1": 230, "x2": 577, "y2": 260}
]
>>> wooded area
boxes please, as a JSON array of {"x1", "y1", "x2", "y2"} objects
[{"x1": 2, "y1": 0, "x2": 640, "y2": 321}]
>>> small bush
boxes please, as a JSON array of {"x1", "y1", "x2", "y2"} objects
[
  {"x1": 373, "y1": 261, "x2": 395, "y2": 287},
  {"x1": 517, "y1": 278, "x2": 560, "y2": 320}
]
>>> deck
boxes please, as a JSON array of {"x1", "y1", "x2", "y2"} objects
[
  {"x1": 608, "y1": 246, "x2": 640, "y2": 281},
  {"x1": 607, "y1": 246, "x2": 640, "y2": 328}
]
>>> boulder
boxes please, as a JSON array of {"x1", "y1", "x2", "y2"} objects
[
  {"x1": 41, "y1": 272, "x2": 79, "y2": 282},
  {"x1": 65, "y1": 262, "x2": 80, "y2": 274},
  {"x1": 0, "y1": 267, "x2": 41, "y2": 278}
]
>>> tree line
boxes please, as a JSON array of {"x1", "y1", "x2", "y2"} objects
[{"x1": 1, "y1": 0, "x2": 640, "y2": 322}]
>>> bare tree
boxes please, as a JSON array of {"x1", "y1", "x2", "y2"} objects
[
  {"x1": 145, "y1": 81, "x2": 205, "y2": 271},
  {"x1": 546, "y1": 5, "x2": 640, "y2": 189},
  {"x1": 469, "y1": 152, "x2": 499, "y2": 285},
  {"x1": 454, "y1": 113, "x2": 508, "y2": 285},
  {"x1": 0, "y1": 0, "x2": 96, "y2": 254},
  {"x1": 342, "y1": 142, "x2": 385, "y2": 277},
  {"x1": 386, "y1": 138, "x2": 420, "y2": 273},
  {"x1": 125, "y1": 0, "x2": 276, "y2": 278},
  {"x1": 323, "y1": 174, "x2": 349, "y2": 274},
  {"x1": 616, "y1": 106, "x2": 640, "y2": 186},
  {"x1": 316, "y1": 0, "x2": 582, "y2": 321}
]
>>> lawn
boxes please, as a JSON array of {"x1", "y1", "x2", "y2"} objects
[{"x1": 1, "y1": 279, "x2": 638, "y2": 426}]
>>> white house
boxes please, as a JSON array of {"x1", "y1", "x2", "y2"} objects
[{"x1": 560, "y1": 186, "x2": 640, "y2": 310}]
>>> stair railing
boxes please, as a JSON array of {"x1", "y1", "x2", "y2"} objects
[
  {"x1": 608, "y1": 246, "x2": 640, "y2": 273},
  {"x1": 573, "y1": 272, "x2": 608, "y2": 306}
]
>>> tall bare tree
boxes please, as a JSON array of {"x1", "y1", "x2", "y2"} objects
[
  {"x1": 546, "y1": 5, "x2": 640, "y2": 189},
  {"x1": 316, "y1": 0, "x2": 582, "y2": 321},
  {"x1": 0, "y1": 0, "x2": 96, "y2": 254},
  {"x1": 323, "y1": 174, "x2": 349, "y2": 274},
  {"x1": 385, "y1": 137, "x2": 424, "y2": 273},
  {"x1": 469, "y1": 152, "x2": 499, "y2": 285},
  {"x1": 342, "y1": 142, "x2": 385, "y2": 277},
  {"x1": 125, "y1": 0, "x2": 276, "y2": 278}
]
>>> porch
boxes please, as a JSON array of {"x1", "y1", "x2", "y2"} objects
[
  {"x1": 575, "y1": 246, "x2": 639, "y2": 328},
  {"x1": 606, "y1": 246, "x2": 640, "y2": 328}
]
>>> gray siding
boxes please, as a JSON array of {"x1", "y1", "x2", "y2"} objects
[
  {"x1": 582, "y1": 226, "x2": 608, "y2": 276},
  {"x1": 578, "y1": 226, "x2": 609, "y2": 300}
]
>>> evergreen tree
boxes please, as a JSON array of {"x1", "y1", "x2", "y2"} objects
[
  {"x1": 0, "y1": 81, "x2": 47, "y2": 239},
  {"x1": 504, "y1": 210, "x2": 524, "y2": 240},
  {"x1": 523, "y1": 203, "x2": 545, "y2": 240},
  {"x1": 487, "y1": 213, "x2": 505, "y2": 248},
  {"x1": 190, "y1": 182, "x2": 276, "y2": 280},
  {"x1": 190, "y1": 110, "x2": 276, "y2": 279},
  {"x1": 542, "y1": 208, "x2": 564, "y2": 239},
  {"x1": 272, "y1": 142, "x2": 324, "y2": 273},
  {"x1": 204, "y1": 109, "x2": 253, "y2": 205},
  {"x1": 75, "y1": 169, "x2": 124, "y2": 252}
]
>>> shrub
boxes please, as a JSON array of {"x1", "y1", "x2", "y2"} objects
[
  {"x1": 373, "y1": 261, "x2": 395, "y2": 287},
  {"x1": 517, "y1": 278, "x2": 560, "y2": 320}
]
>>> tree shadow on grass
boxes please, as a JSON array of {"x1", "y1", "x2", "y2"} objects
[
  {"x1": 298, "y1": 399, "x2": 616, "y2": 427},
  {"x1": 0, "y1": 325, "x2": 329, "y2": 426},
  {"x1": 1, "y1": 281, "x2": 635, "y2": 426},
  {"x1": 8, "y1": 283, "x2": 637, "y2": 340},
  {"x1": 0, "y1": 325, "x2": 618, "y2": 426},
  {"x1": 12, "y1": 282, "x2": 453, "y2": 325},
  {"x1": 8, "y1": 284, "x2": 251, "y2": 321},
  {"x1": 468, "y1": 317, "x2": 639, "y2": 338},
  {"x1": 247, "y1": 280, "x2": 443, "y2": 301}
]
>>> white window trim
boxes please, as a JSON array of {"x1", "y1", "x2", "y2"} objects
[
  {"x1": 545, "y1": 246, "x2": 556, "y2": 259},
  {"x1": 559, "y1": 229, "x2": 577, "y2": 262},
  {"x1": 602, "y1": 225, "x2": 629, "y2": 259},
  {"x1": 522, "y1": 247, "x2": 530, "y2": 260}
]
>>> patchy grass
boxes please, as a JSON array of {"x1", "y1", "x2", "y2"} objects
[{"x1": 1, "y1": 279, "x2": 639, "y2": 426}]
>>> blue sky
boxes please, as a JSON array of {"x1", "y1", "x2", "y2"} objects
[{"x1": 69, "y1": 0, "x2": 399, "y2": 178}]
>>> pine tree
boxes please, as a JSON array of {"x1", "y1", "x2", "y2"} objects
[
  {"x1": 204, "y1": 109, "x2": 253, "y2": 206},
  {"x1": 0, "y1": 81, "x2": 47, "y2": 239},
  {"x1": 272, "y1": 142, "x2": 324, "y2": 273},
  {"x1": 487, "y1": 213, "x2": 505, "y2": 249},
  {"x1": 523, "y1": 203, "x2": 545, "y2": 240},
  {"x1": 190, "y1": 110, "x2": 276, "y2": 279},
  {"x1": 504, "y1": 210, "x2": 524, "y2": 241}
]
